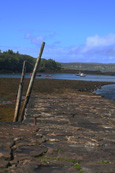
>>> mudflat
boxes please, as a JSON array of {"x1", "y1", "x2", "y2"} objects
[
  {"x1": 0, "y1": 78, "x2": 114, "y2": 122},
  {"x1": 0, "y1": 78, "x2": 115, "y2": 172}
]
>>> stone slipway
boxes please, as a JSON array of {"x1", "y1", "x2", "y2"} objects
[{"x1": 0, "y1": 92, "x2": 115, "y2": 173}]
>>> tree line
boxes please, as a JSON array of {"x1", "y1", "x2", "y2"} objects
[{"x1": 0, "y1": 49, "x2": 61, "y2": 73}]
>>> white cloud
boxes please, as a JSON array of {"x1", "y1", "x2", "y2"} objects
[
  {"x1": 24, "y1": 31, "x2": 57, "y2": 46},
  {"x1": 25, "y1": 33, "x2": 31, "y2": 39},
  {"x1": 68, "y1": 34, "x2": 115, "y2": 63},
  {"x1": 26, "y1": 33, "x2": 115, "y2": 63},
  {"x1": 31, "y1": 36, "x2": 44, "y2": 44},
  {"x1": 25, "y1": 33, "x2": 44, "y2": 45},
  {"x1": 3, "y1": 33, "x2": 114, "y2": 63},
  {"x1": 82, "y1": 33, "x2": 115, "y2": 52}
]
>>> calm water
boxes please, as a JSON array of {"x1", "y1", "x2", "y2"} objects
[
  {"x1": 0, "y1": 73, "x2": 115, "y2": 100},
  {"x1": 94, "y1": 84, "x2": 115, "y2": 100},
  {"x1": 0, "y1": 73, "x2": 115, "y2": 82}
]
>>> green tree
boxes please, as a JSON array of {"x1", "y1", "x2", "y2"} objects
[
  {"x1": 0, "y1": 50, "x2": 61, "y2": 72},
  {"x1": 39, "y1": 58, "x2": 61, "y2": 71},
  {"x1": 7, "y1": 49, "x2": 14, "y2": 55},
  {"x1": 0, "y1": 50, "x2": 35, "y2": 72}
]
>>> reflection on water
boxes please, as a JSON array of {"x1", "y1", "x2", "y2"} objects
[
  {"x1": 0, "y1": 97, "x2": 25, "y2": 105},
  {"x1": 0, "y1": 100, "x2": 13, "y2": 105}
]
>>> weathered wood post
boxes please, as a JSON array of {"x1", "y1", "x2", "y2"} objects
[
  {"x1": 19, "y1": 42, "x2": 45, "y2": 121},
  {"x1": 13, "y1": 61, "x2": 26, "y2": 122}
]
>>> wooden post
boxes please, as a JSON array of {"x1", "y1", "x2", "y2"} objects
[
  {"x1": 13, "y1": 61, "x2": 26, "y2": 122},
  {"x1": 19, "y1": 42, "x2": 45, "y2": 121}
]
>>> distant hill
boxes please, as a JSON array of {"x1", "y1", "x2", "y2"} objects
[{"x1": 61, "y1": 62, "x2": 115, "y2": 71}]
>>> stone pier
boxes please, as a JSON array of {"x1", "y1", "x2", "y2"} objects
[{"x1": 0, "y1": 92, "x2": 115, "y2": 172}]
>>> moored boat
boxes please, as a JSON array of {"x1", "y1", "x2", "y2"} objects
[
  {"x1": 76, "y1": 72, "x2": 86, "y2": 77},
  {"x1": 44, "y1": 75, "x2": 51, "y2": 77},
  {"x1": 29, "y1": 73, "x2": 41, "y2": 77},
  {"x1": 76, "y1": 64, "x2": 86, "y2": 77},
  {"x1": 36, "y1": 74, "x2": 41, "y2": 77},
  {"x1": 79, "y1": 72, "x2": 86, "y2": 77}
]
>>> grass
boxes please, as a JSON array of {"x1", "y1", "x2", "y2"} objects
[
  {"x1": 74, "y1": 163, "x2": 84, "y2": 173},
  {"x1": 40, "y1": 148, "x2": 83, "y2": 172},
  {"x1": 57, "y1": 148, "x2": 61, "y2": 156},
  {"x1": 59, "y1": 158, "x2": 83, "y2": 172},
  {"x1": 58, "y1": 158, "x2": 78, "y2": 163},
  {"x1": 97, "y1": 160, "x2": 114, "y2": 164}
]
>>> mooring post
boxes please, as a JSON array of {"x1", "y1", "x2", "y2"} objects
[
  {"x1": 34, "y1": 117, "x2": 37, "y2": 125},
  {"x1": 19, "y1": 42, "x2": 45, "y2": 121},
  {"x1": 13, "y1": 61, "x2": 26, "y2": 122}
]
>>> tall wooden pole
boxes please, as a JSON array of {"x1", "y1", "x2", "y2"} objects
[
  {"x1": 13, "y1": 61, "x2": 26, "y2": 122},
  {"x1": 19, "y1": 42, "x2": 45, "y2": 121}
]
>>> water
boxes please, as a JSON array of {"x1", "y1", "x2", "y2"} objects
[
  {"x1": 0, "y1": 73, "x2": 115, "y2": 82},
  {"x1": 94, "y1": 84, "x2": 115, "y2": 100}
]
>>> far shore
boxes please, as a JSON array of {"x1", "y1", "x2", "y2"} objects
[{"x1": 0, "y1": 69, "x2": 115, "y2": 76}]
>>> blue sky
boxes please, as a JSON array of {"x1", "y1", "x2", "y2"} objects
[{"x1": 0, "y1": 0, "x2": 115, "y2": 63}]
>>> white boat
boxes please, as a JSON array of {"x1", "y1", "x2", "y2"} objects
[
  {"x1": 79, "y1": 72, "x2": 86, "y2": 77},
  {"x1": 76, "y1": 64, "x2": 86, "y2": 77},
  {"x1": 76, "y1": 72, "x2": 86, "y2": 77}
]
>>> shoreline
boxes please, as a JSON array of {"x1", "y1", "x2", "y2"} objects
[
  {"x1": 0, "y1": 78, "x2": 115, "y2": 122},
  {"x1": 0, "y1": 69, "x2": 115, "y2": 76}
]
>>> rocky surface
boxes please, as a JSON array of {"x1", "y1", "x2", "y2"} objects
[{"x1": 0, "y1": 91, "x2": 115, "y2": 172}]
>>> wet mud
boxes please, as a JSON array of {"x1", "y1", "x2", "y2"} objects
[{"x1": 0, "y1": 78, "x2": 114, "y2": 122}]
